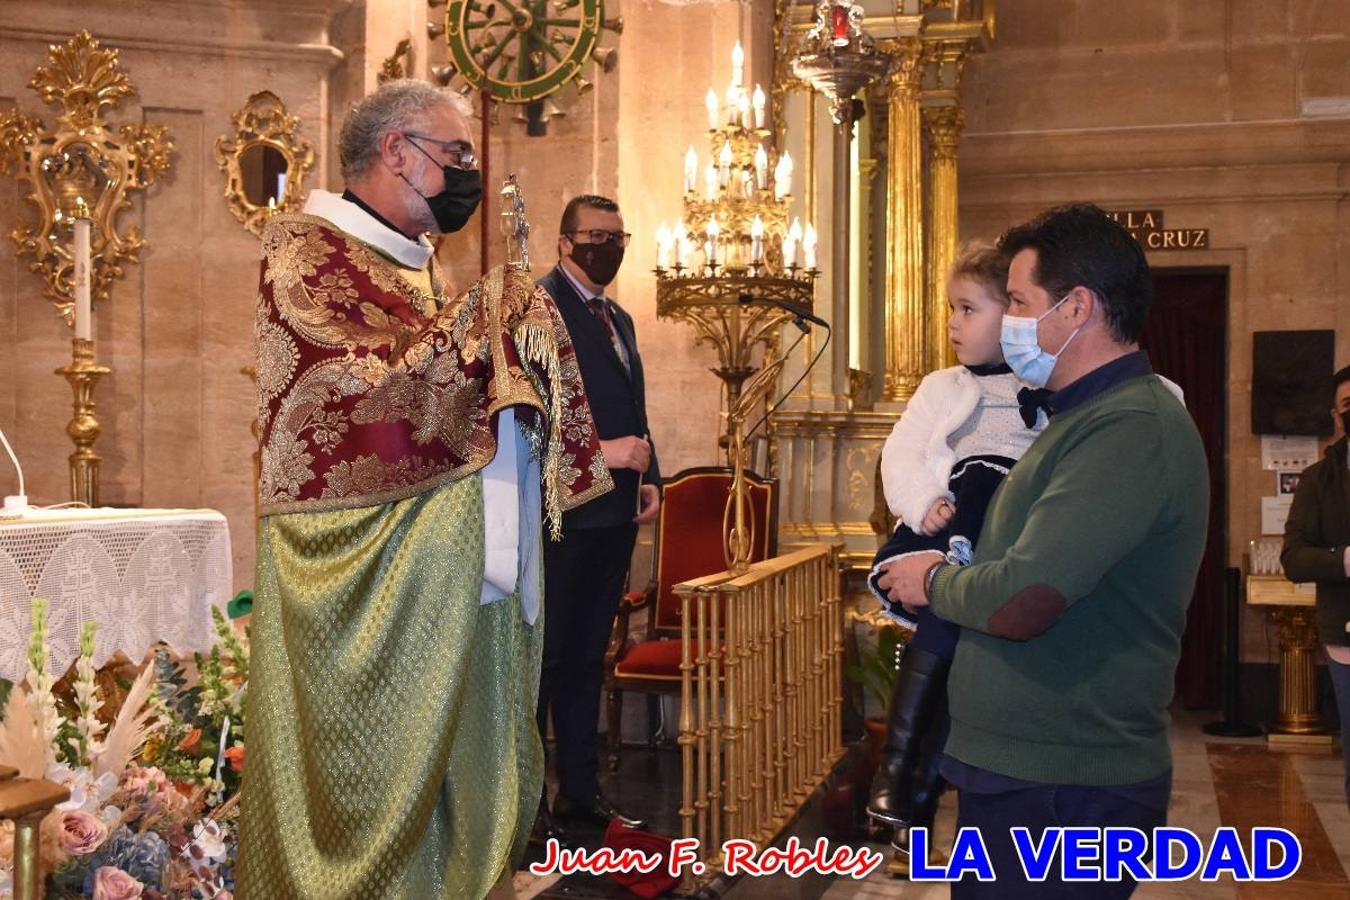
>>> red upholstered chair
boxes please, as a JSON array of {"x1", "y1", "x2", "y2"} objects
[{"x1": 603, "y1": 466, "x2": 778, "y2": 770}]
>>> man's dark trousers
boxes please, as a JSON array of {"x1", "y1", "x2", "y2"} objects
[
  {"x1": 949, "y1": 780, "x2": 1169, "y2": 900},
  {"x1": 539, "y1": 523, "x2": 637, "y2": 803}
]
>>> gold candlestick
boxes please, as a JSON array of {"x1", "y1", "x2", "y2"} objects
[{"x1": 54, "y1": 338, "x2": 111, "y2": 507}]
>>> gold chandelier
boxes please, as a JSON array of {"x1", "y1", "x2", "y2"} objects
[{"x1": 654, "y1": 41, "x2": 820, "y2": 460}]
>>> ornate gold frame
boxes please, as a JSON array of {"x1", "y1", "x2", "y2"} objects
[
  {"x1": 0, "y1": 31, "x2": 174, "y2": 325},
  {"x1": 213, "y1": 91, "x2": 314, "y2": 237}
]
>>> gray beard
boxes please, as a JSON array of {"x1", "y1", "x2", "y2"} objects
[{"x1": 401, "y1": 159, "x2": 439, "y2": 235}]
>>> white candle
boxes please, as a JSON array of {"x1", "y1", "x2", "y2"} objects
[
  {"x1": 787, "y1": 218, "x2": 803, "y2": 267},
  {"x1": 774, "y1": 150, "x2": 793, "y2": 200},
  {"x1": 705, "y1": 89, "x2": 719, "y2": 130},
  {"x1": 73, "y1": 203, "x2": 91, "y2": 341},
  {"x1": 752, "y1": 85, "x2": 766, "y2": 129},
  {"x1": 684, "y1": 146, "x2": 698, "y2": 194},
  {"x1": 724, "y1": 85, "x2": 739, "y2": 126},
  {"x1": 704, "y1": 162, "x2": 718, "y2": 201},
  {"x1": 675, "y1": 222, "x2": 691, "y2": 268},
  {"x1": 782, "y1": 236, "x2": 798, "y2": 270},
  {"x1": 731, "y1": 41, "x2": 744, "y2": 88},
  {"x1": 803, "y1": 223, "x2": 818, "y2": 270},
  {"x1": 737, "y1": 93, "x2": 750, "y2": 131},
  {"x1": 656, "y1": 222, "x2": 673, "y2": 270},
  {"x1": 754, "y1": 145, "x2": 768, "y2": 190},
  {"x1": 707, "y1": 217, "x2": 721, "y2": 266},
  {"x1": 750, "y1": 215, "x2": 764, "y2": 265},
  {"x1": 718, "y1": 140, "x2": 733, "y2": 188}
]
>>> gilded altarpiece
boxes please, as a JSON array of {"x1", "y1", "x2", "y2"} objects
[{"x1": 768, "y1": 1, "x2": 994, "y2": 576}]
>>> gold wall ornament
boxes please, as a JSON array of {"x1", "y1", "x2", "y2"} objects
[
  {"x1": 0, "y1": 30, "x2": 174, "y2": 326},
  {"x1": 379, "y1": 38, "x2": 413, "y2": 83},
  {"x1": 214, "y1": 91, "x2": 315, "y2": 237}
]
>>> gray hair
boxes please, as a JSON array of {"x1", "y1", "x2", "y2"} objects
[{"x1": 338, "y1": 79, "x2": 473, "y2": 181}]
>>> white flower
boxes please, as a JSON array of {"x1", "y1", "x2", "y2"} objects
[
  {"x1": 50, "y1": 766, "x2": 119, "y2": 814},
  {"x1": 188, "y1": 821, "x2": 228, "y2": 861}
]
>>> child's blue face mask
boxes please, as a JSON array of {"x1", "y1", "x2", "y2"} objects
[{"x1": 999, "y1": 293, "x2": 1083, "y2": 388}]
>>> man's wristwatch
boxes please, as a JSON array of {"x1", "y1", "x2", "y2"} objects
[{"x1": 923, "y1": 561, "x2": 948, "y2": 603}]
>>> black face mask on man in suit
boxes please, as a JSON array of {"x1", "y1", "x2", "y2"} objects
[{"x1": 570, "y1": 240, "x2": 624, "y2": 287}]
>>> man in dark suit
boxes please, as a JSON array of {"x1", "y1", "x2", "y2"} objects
[{"x1": 535, "y1": 194, "x2": 660, "y2": 837}]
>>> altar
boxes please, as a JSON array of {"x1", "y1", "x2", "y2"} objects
[{"x1": 0, "y1": 507, "x2": 232, "y2": 682}]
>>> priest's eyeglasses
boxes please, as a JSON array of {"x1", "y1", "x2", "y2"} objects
[
  {"x1": 404, "y1": 133, "x2": 478, "y2": 171},
  {"x1": 565, "y1": 229, "x2": 632, "y2": 248}
]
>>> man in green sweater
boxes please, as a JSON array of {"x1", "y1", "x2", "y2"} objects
[{"x1": 878, "y1": 203, "x2": 1209, "y2": 899}]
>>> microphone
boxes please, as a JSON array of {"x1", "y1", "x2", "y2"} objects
[{"x1": 737, "y1": 293, "x2": 830, "y2": 330}]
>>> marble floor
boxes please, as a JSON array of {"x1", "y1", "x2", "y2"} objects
[{"x1": 517, "y1": 709, "x2": 1349, "y2": 899}]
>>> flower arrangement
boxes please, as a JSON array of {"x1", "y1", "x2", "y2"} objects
[{"x1": 0, "y1": 598, "x2": 247, "y2": 899}]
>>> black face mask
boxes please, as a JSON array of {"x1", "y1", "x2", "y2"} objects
[
  {"x1": 569, "y1": 239, "x2": 625, "y2": 286},
  {"x1": 402, "y1": 141, "x2": 482, "y2": 234}
]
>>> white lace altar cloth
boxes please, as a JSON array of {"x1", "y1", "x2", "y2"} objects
[{"x1": 0, "y1": 508, "x2": 232, "y2": 682}]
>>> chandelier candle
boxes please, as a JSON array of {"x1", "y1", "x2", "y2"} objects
[{"x1": 774, "y1": 151, "x2": 793, "y2": 200}]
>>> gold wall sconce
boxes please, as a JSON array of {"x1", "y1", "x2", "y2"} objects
[
  {"x1": 213, "y1": 91, "x2": 314, "y2": 237},
  {"x1": 0, "y1": 30, "x2": 174, "y2": 326}
]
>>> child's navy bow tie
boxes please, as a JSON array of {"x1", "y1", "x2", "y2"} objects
[{"x1": 1017, "y1": 387, "x2": 1054, "y2": 428}]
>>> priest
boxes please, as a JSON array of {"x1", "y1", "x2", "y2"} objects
[{"x1": 236, "y1": 79, "x2": 611, "y2": 900}]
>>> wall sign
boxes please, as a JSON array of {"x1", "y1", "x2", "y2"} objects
[{"x1": 1105, "y1": 209, "x2": 1209, "y2": 250}]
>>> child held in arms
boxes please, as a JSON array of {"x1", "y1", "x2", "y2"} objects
[{"x1": 866, "y1": 242, "x2": 1049, "y2": 859}]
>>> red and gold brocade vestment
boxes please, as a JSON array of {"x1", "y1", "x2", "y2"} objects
[{"x1": 237, "y1": 208, "x2": 611, "y2": 900}]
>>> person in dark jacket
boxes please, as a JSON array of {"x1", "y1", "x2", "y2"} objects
[
  {"x1": 1281, "y1": 363, "x2": 1350, "y2": 809},
  {"x1": 533, "y1": 194, "x2": 660, "y2": 840}
]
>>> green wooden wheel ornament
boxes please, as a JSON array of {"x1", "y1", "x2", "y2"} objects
[{"x1": 444, "y1": 0, "x2": 605, "y2": 104}]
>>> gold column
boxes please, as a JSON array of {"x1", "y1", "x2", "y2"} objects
[
  {"x1": 882, "y1": 41, "x2": 927, "y2": 402},
  {"x1": 1268, "y1": 607, "x2": 1330, "y2": 741},
  {"x1": 923, "y1": 104, "x2": 964, "y2": 373}
]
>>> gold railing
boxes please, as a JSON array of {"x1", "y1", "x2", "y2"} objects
[
  {"x1": 676, "y1": 542, "x2": 844, "y2": 884},
  {"x1": 0, "y1": 765, "x2": 70, "y2": 900}
]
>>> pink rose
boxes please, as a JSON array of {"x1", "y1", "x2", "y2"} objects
[
  {"x1": 92, "y1": 866, "x2": 143, "y2": 900},
  {"x1": 58, "y1": 809, "x2": 108, "y2": 855}
]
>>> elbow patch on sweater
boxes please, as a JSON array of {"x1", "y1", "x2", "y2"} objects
[{"x1": 987, "y1": 584, "x2": 1067, "y2": 640}]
